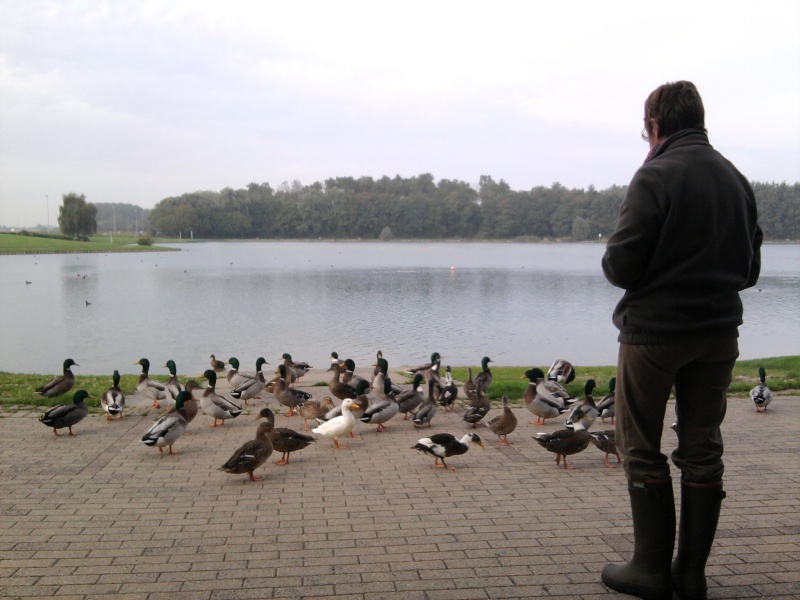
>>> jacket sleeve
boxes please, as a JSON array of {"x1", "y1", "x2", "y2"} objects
[
  {"x1": 601, "y1": 168, "x2": 665, "y2": 290},
  {"x1": 743, "y1": 223, "x2": 763, "y2": 290}
]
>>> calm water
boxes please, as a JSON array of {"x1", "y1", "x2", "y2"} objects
[{"x1": 1, "y1": 242, "x2": 797, "y2": 376}]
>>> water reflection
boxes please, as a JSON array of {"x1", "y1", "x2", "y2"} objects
[{"x1": 1, "y1": 242, "x2": 797, "y2": 375}]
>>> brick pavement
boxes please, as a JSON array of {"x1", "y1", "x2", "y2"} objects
[{"x1": 1, "y1": 370, "x2": 799, "y2": 599}]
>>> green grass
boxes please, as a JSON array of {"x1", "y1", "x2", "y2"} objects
[
  {"x1": 0, "y1": 231, "x2": 181, "y2": 254},
  {"x1": 3, "y1": 356, "x2": 796, "y2": 411}
]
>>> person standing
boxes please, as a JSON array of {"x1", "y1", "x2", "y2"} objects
[{"x1": 600, "y1": 81, "x2": 762, "y2": 600}]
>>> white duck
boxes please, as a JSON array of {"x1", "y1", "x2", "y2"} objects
[
  {"x1": 312, "y1": 398, "x2": 360, "y2": 449},
  {"x1": 750, "y1": 366, "x2": 772, "y2": 412}
]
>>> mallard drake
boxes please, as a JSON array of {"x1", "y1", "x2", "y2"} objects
[
  {"x1": 412, "y1": 432, "x2": 485, "y2": 471},
  {"x1": 274, "y1": 364, "x2": 312, "y2": 416},
  {"x1": 312, "y1": 398, "x2": 360, "y2": 448},
  {"x1": 547, "y1": 359, "x2": 576, "y2": 384},
  {"x1": 406, "y1": 352, "x2": 442, "y2": 377},
  {"x1": 297, "y1": 396, "x2": 336, "y2": 431},
  {"x1": 327, "y1": 361, "x2": 358, "y2": 401},
  {"x1": 596, "y1": 377, "x2": 616, "y2": 423},
  {"x1": 35, "y1": 358, "x2": 78, "y2": 398},
  {"x1": 522, "y1": 367, "x2": 568, "y2": 425},
  {"x1": 397, "y1": 373, "x2": 426, "y2": 420},
  {"x1": 135, "y1": 358, "x2": 167, "y2": 408},
  {"x1": 164, "y1": 359, "x2": 184, "y2": 404},
  {"x1": 412, "y1": 379, "x2": 439, "y2": 428},
  {"x1": 100, "y1": 370, "x2": 125, "y2": 420},
  {"x1": 463, "y1": 385, "x2": 490, "y2": 427},
  {"x1": 372, "y1": 357, "x2": 404, "y2": 400},
  {"x1": 488, "y1": 395, "x2": 517, "y2": 445},
  {"x1": 230, "y1": 357, "x2": 268, "y2": 406},
  {"x1": 282, "y1": 353, "x2": 311, "y2": 383},
  {"x1": 565, "y1": 379, "x2": 599, "y2": 431},
  {"x1": 536, "y1": 371, "x2": 577, "y2": 416},
  {"x1": 360, "y1": 377, "x2": 400, "y2": 432},
  {"x1": 256, "y1": 407, "x2": 317, "y2": 465},
  {"x1": 372, "y1": 350, "x2": 384, "y2": 377},
  {"x1": 473, "y1": 356, "x2": 494, "y2": 393},
  {"x1": 533, "y1": 407, "x2": 591, "y2": 470},
  {"x1": 218, "y1": 421, "x2": 274, "y2": 481},
  {"x1": 750, "y1": 366, "x2": 772, "y2": 412},
  {"x1": 168, "y1": 380, "x2": 200, "y2": 425},
  {"x1": 589, "y1": 429, "x2": 622, "y2": 468},
  {"x1": 225, "y1": 357, "x2": 253, "y2": 389},
  {"x1": 39, "y1": 389, "x2": 90, "y2": 435},
  {"x1": 199, "y1": 369, "x2": 243, "y2": 426},
  {"x1": 341, "y1": 358, "x2": 369, "y2": 389},
  {"x1": 209, "y1": 353, "x2": 226, "y2": 373},
  {"x1": 141, "y1": 391, "x2": 191, "y2": 454},
  {"x1": 437, "y1": 365, "x2": 458, "y2": 410}
]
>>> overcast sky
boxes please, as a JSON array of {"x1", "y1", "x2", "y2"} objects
[{"x1": 2, "y1": 0, "x2": 799, "y2": 228}]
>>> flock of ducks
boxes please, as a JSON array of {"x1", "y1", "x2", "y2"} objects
[{"x1": 34, "y1": 354, "x2": 776, "y2": 479}]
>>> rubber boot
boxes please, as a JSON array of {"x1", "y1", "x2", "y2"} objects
[
  {"x1": 601, "y1": 479, "x2": 675, "y2": 600},
  {"x1": 671, "y1": 480, "x2": 725, "y2": 600}
]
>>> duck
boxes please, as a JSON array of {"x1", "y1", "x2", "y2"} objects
[
  {"x1": 297, "y1": 396, "x2": 336, "y2": 431},
  {"x1": 163, "y1": 359, "x2": 184, "y2": 404},
  {"x1": 407, "y1": 352, "x2": 444, "y2": 394},
  {"x1": 319, "y1": 380, "x2": 371, "y2": 429},
  {"x1": 589, "y1": 429, "x2": 622, "y2": 468},
  {"x1": 135, "y1": 358, "x2": 167, "y2": 408},
  {"x1": 488, "y1": 395, "x2": 517, "y2": 445},
  {"x1": 100, "y1": 370, "x2": 125, "y2": 420},
  {"x1": 141, "y1": 391, "x2": 191, "y2": 454},
  {"x1": 565, "y1": 379, "x2": 599, "y2": 431},
  {"x1": 750, "y1": 366, "x2": 772, "y2": 412},
  {"x1": 547, "y1": 358, "x2": 576, "y2": 384},
  {"x1": 341, "y1": 358, "x2": 369, "y2": 389},
  {"x1": 282, "y1": 353, "x2": 311, "y2": 383},
  {"x1": 225, "y1": 357, "x2": 253, "y2": 389},
  {"x1": 209, "y1": 353, "x2": 226, "y2": 373},
  {"x1": 360, "y1": 377, "x2": 400, "y2": 432},
  {"x1": 218, "y1": 421, "x2": 274, "y2": 481},
  {"x1": 327, "y1": 361, "x2": 358, "y2": 401},
  {"x1": 463, "y1": 367, "x2": 477, "y2": 399},
  {"x1": 199, "y1": 369, "x2": 243, "y2": 426},
  {"x1": 39, "y1": 389, "x2": 90, "y2": 436},
  {"x1": 397, "y1": 373, "x2": 426, "y2": 420},
  {"x1": 273, "y1": 364, "x2": 313, "y2": 416},
  {"x1": 256, "y1": 407, "x2": 317, "y2": 465},
  {"x1": 412, "y1": 432, "x2": 485, "y2": 471},
  {"x1": 522, "y1": 367, "x2": 569, "y2": 425},
  {"x1": 35, "y1": 358, "x2": 78, "y2": 398},
  {"x1": 536, "y1": 370, "x2": 577, "y2": 416},
  {"x1": 596, "y1": 377, "x2": 616, "y2": 423},
  {"x1": 411, "y1": 379, "x2": 439, "y2": 428},
  {"x1": 372, "y1": 350, "x2": 384, "y2": 377},
  {"x1": 463, "y1": 385, "x2": 491, "y2": 427},
  {"x1": 230, "y1": 357, "x2": 268, "y2": 406},
  {"x1": 473, "y1": 356, "x2": 494, "y2": 393},
  {"x1": 372, "y1": 357, "x2": 404, "y2": 400},
  {"x1": 312, "y1": 398, "x2": 360, "y2": 448},
  {"x1": 167, "y1": 380, "x2": 200, "y2": 425},
  {"x1": 437, "y1": 365, "x2": 458, "y2": 411},
  {"x1": 533, "y1": 406, "x2": 591, "y2": 470}
]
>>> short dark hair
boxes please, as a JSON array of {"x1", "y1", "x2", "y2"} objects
[{"x1": 644, "y1": 80, "x2": 706, "y2": 139}]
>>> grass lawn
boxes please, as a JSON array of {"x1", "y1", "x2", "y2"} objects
[{"x1": 0, "y1": 231, "x2": 181, "y2": 254}]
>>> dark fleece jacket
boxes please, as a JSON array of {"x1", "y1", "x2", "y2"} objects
[{"x1": 602, "y1": 129, "x2": 762, "y2": 344}]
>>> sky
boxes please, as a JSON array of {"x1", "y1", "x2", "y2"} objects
[{"x1": 1, "y1": 0, "x2": 799, "y2": 228}]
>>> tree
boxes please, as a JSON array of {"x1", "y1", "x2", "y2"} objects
[{"x1": 58, "y1": 193, "x2": 97, "y2": 237}]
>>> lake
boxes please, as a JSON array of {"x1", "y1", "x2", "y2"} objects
[{"x1": 1, "y1": 241, "x2": 797, "y2": 376}]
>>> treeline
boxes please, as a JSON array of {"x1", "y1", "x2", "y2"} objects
[{"x1": 106, "y1": 175, "x2": 800, "y2": 241}]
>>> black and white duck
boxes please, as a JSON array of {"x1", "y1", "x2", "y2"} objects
[
  {"x1": 100, "y1": 370, "x2": 125, "y2": 421},
  {"x1": 39, "y1": 389, "x2": 90, "y2": 436},
  {"x1": 412, "y1": 432, "x2": 485, "y2": 471},
  {"x1": 750, "y1": 366, "x2": 772, "y2": 412}
]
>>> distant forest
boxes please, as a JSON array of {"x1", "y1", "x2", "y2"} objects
[{"x1": 95, "y1": 175, "x2": 799, "y2": 241}]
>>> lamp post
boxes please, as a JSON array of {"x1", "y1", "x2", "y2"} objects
[{"x1": 45, "y1": 194, "x2": 50, "y2": 232}]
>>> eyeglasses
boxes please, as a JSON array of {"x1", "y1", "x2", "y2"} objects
[{"x1": 640, "y1": 128, "x2": 649, "y2": 142}]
